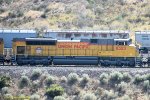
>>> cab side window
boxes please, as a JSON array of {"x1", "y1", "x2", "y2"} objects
[
  {"x1": 116, "y1": 41, "x2": 127, "y2": 45},
  {"x1": 17, "y1": 46, "x2": 25, "y2": 54}
]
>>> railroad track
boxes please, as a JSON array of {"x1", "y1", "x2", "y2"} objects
[
  {"x1": 0, "y1": 65, "x2": 149, "y2": 78},
  {"x1": 0, "y1": 64, "x2": 149, "y2": 68}
]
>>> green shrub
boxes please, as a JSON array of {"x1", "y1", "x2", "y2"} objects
[
  {"x1": 117, "y1": 82, "x2": 127, "y2": 96},
  {"x1": 80, "y1": 74, "x2": 90, "y2": 87},
  {"x1": 30, "y1": 94, "x2": 40, "y2": 100},
  {"x1": 41, "y1": 13, "x2": 47, "y2": 18},
  {"x1": 0, "y1": 0, "x2": 13, "y2": 4},
  {"x1": 60, "y1": 76, "x2": 67, "y2": 83},
  {"x1": 53, "y1": 96, "x2": 66, "y2": 100},
  {"x1": 109, "y1": 71, "x2": 123, "y2": 85},
  {"x1": 122, "y1": 73, "x2": 132, "y2": 83},
  {"x1": 45, "y1": 76, "x2": 54, "y2": 86},
  {"x1": 4, "y1": 93, "x2": 13, "y2": 100},
  {"x1": 32, "y1": 80, "x2": 40, "y2": 89},
  {"x1": 99, "y1": 73, "x2": 109, "y2": 85},
  {"x1": 67, "y1": 73, "x2": 79, "y2": 85},
  {"x1": 45, "y1": 84, "x2": 64, "y2": 98},
  {"x1": 31, "y1": 69, "x2": 42, "y2": 80},
  {"x1": 146, "y1": 74, "x2": 150, "y2": 81},
  {"x1": 0, "y1": 75, "x2": 11, "y2": 89},
  {"x1": 101, "y1": 90, "x2": 117, "y2": 100},
  {"x1": 143, "y1": 80, "x2": 150, "y2": 92},
  {"x1": 19, "y1": 75, "x2": 30, "y2": 88},
  {"x1": 0, "y1": 8, "x2": 5, "y2": 14},
  {"x1": 83, "y1": 93, "x2": 97, "y2": 100},
  {"x1": 134, "y1": 74, "x2": 145, "y2": 85},
  {"x1": 1, "y1": 87, "x2": 9, "y2": 95},
  {"x1": 122, "y1": 95, "x2": 131, "y2": 100}
]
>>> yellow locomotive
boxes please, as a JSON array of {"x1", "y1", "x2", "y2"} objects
[
  {"x1": 0, "y1": 38, "x2": 4, "y2": 64},
  {"x1": 12, "y1": 38, "x2": 138, "y2": 66}
]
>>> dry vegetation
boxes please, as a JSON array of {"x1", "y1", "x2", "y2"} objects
[
  {"x1": 0, "y1": 0, "x2": 150, "y2": 31},
  {"x1": 0, "y1": 69, "x2": 149, "y2": 100}
]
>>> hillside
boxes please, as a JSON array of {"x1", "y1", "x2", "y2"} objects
[
  {"x1": 0, "y1": 0, "x2": 150, "y2": 31},
  {"x1": 0, "y1": 67, "x2": 150, "y2": 100}
]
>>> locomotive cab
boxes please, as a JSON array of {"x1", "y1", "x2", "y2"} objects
[{"x1": 114, "y1": 38, "x2": 132, "y2": 46}]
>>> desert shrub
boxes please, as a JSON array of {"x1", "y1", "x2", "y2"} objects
[
  {"x1": 32, "y1": 80, "x2": 40, "y2": 89},
  {"x1": 80, "y1": 74, "x2": 90, "y2": 87},
  {"x1": 67, "y1": 73, "x2": 79, "y2": 85},
  {"x1": 8, "y1": 10, "x2": 23, "y2": 18},
  {"x1": 83, "y1": 93, "x2": 96, "y2": 100},
  {"x1": 53, "y1": 96, "x2": 65, "y2": 100},
  {"x1": 146, "y1": 74, "x2": 150, "y2": 81},
  {"x1": 119, "y1": 0, "x2": 126, "y2": 5},
  {"x1": 30, "y1": 94, "x2": 40, "y2": 100},
  {"x1": 133, "y1": 74, "x2": 145, "y2": 85},
  {"x1": 19, "y1": 75, "x2": 30, "y2": 88},
  {"x1": 122, "y1": 95, "x2": 131, "y2": 100},
  {"x1": 60, "y1": 76, "x2": 67, "y2": 83},
  {"x1": 45, "y1": 76, "x2": 54, "y2": 86},
  {"x1": 109, "y1": 71, "x2": 123, "y2": 85},
  {"x1": 3, "y1": 93, "x2": 13, "y2": 100},
  {"x1": 99, "y1": 73, "x2": 109, "y2": 85},
  {"x1": 0, "y1": 0, "x2": 13, "y2": 4},
  {"x1": 31, "y1": 69, "x2": 42, "y2": 80},
  {"x1": 117, "y1": 82, "x2": 127, "y2": 96},
  {"x1": 5, "y1": 0, "x2": 13, "y2": 4},
  {"x1": 0, "y1": 75, "x2": 11, "y2": 89},
  {"x1": 143, "y1": 80, "x2": 150, "y2": 92},
  {"x1": 101, "y1": 90, "x2": 117, "y2": 100},
  {"x1": 39, "y1": 72, "x2": 49, "y2": 86},
  {"x1": 1, "y1": 87, "x2": 9, "y2": 95},
  {"x1": 45, "y1": 84, "x2": 64, "y2": 98},
  {"x1": 68, "y1": 87, "x2": 80, "y2": 96},
  {"x1": 122, "y1": 73, "x2": 132, "y2": 83},
  {"x1": 41, "y1": 13, "x2": 47, "y2": 18},
  {"x1": 0, "y1": 8, "x2": 5, "y2": 14}
]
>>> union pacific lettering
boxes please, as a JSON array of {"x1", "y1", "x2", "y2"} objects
[{"x1": 57, "y1": 42, "x2": 89, "y2": 49}]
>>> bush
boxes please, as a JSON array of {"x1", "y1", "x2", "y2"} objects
[
  {"x1": 31, "y1": 69, "x2": 42, "y2": 80},
  {"x1": 19, "y1": 75, "x2": 30, "y2": 88},
  {"x1": 99, "y1": 73, "x2": 109, "y2": 85},
  {"x1": 60, "y1": 76, "x2": 67, "y2": 83},
  {"x1": 80, "y1": 74, "x2": 90, "y2": 87},
  {"x1": 4, "y1": 93, "x2": 13, "y2": 100},
  {"x1": 117, "y1": 82, "x2": 127, "y2": 96},
  {"x1": 41, "y1": 13, "x2": 47, "y2": 18},
  {"x1": 143, "y1": 80, "x2": 150, "y2": 92},
  {"x1": 134, "y1": 74, "x2": 145, "y2": 85},
  {"x1": 122, "y1": 73, "x2": 132, "y2": 83},
  {"x1": 30, "y1": 94, "x2": 40, "y2": 100},
  {"x1": 1, "y1": 87, "x2": 9, "y2": 95},
  {"x1": 146, "y1": 74, "x2": 150, "y2": 81},
  {"x1": 45, "y1": 76, "x2": 54, "y2": 86},
  {"x1": 101, "y1": 90, "x2": 117, "y2": 100},
  {"x1": 32, "y1": 80, "x2": 40, "y2": 89},
  {"x1": 53, "y1": 96, "x2": 66, "y2": 100},
  {"x1": 109, "y1": 71, "x2": 123, "y2": 85},
  {"x1": 67, "y1": 73, "x2": 79, "y2": 85},
  {"x1": 0, "y1": 75, "x2": 11, "y2": 89},
  {"x1": 45, "y1": 84, "x2": 64, "y2": 98},
  {"x1": 122, "y1": 95, "x2": 131, "y2": 100},
  {"x1": 83, "y1": 93, "x2": 97, "y2": 100}
]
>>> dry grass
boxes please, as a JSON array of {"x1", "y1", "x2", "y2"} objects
[{"x1": 0, "y1": 0, "x2": 150, "y2": 30}]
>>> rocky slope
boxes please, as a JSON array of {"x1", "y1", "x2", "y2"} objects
[{"x1": 0, "y1": 0, "x2": 150, "y2": 31}]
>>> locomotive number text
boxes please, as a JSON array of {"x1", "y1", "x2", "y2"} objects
[{"x1": 116, "y1": 46, "x2": 126, "y2": 50}]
